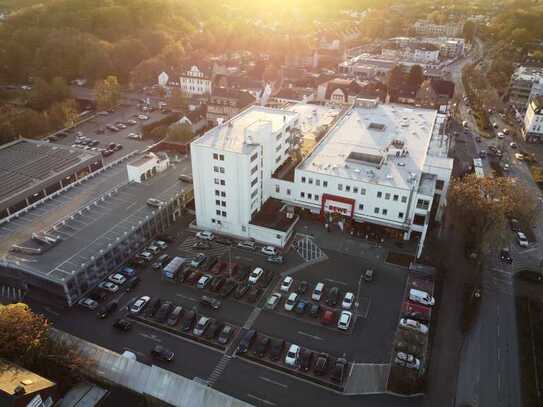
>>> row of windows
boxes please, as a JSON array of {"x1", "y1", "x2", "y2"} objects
[
  {"x1": 300, "y1": 192, "x2": 320, "y2": 201},
  {"x1": 416, "y1": 199, "x2": 430, "y2": 210},
  {"x1": 215, "y1": 210, "x2": 227, "y2": 217},
  {"x1": 213, "y1": 166, "x2": 225, "y2": 173},
  {"x1": 214, "y1": 178, "x2": 226, "y2": 186},
  {"x1": 214, "y1": 190, "x2": 226, "y2": 197},
  {"x1": 300, "y1": 176, "x2": 328, "y2": 188},
  {"x1": 211, "y1": 218, "x2": 223, "y2": 225},
  {"x1": 215, "y1": 200, "x2": 227, "y2": 207},
  {"x1": 212, "y1": 153, "x2": 225, "y2": 161}
]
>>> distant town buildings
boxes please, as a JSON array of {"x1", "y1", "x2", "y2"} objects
[
  {"x1": 523, "y1": 96, "x2": 543, "y2": 142},
  {"x1": 414, "y1": 20, "x2": 463, "y2": 37},
  {"x1": 508, "y1": 66, "x2": 543, "y2": 112},
  {"x1": 179, "y1": 65, "x2": 212, "y2": 97}
]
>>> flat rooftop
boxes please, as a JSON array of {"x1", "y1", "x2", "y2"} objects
[
  {"x1": 3, "y1": 166, "x2": 183, "y2": 284},
  {"x1": 512, "y1": 66, "x2": 543, "y2": 82},
  {"x1": 299, "y1": 102, "x2": 439, "y2": 190},
  {"x1": 0, "y1": 139, "x2": 99, "y2": 205},
  {"x1": 192, "y1": 105, "x2": 298, "y2": 154}
]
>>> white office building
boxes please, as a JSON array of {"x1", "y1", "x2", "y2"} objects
[
  {"x1": 523, "y1": 96, "x2": 543, "y2": 142},
  {"x1": 179, "y1": 65, "x2": 212, "y2": 97},
  {"x1": 191, "y1": 100, "x2": 453, "y2": 257}
]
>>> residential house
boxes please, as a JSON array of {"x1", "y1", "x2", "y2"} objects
[
  {"x1": 207, "y1": 87, "x2": 256, "y2": 125},
  {"x1": 175, "y1": 105, "x2": 208, "y2": 134},
  {"x1": 317, "y1": 78, "x2": 388, "y2": 104}
]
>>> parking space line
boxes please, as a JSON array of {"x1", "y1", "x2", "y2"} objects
[
  {"x1": 175, "y1": 293, "x2": 198, "y2": 302},
  {"x1": 324, "y1": 278, "x2": 348, "y2": 286},
  {"x1": 137, "y1": 332, "x2": 163, "y2": 343},
  {"x1": 259, "y1": 376, "x2": 288, "y2": 388},
  {"x1": 297, "y1": 331, "x2": 323, "y2": 341},
  {"x1": 246, "y1": 394, "x2": 277, "y2": 406}
]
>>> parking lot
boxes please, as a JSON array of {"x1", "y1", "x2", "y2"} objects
[{"x1": 29, "y1": 216, "x2": 409, "y2": 404}]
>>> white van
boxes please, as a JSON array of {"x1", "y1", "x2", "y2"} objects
[
  {"x1": 409, "y1": 288, "x2": 435, "y2": 307},
  {"x1": 312, "y1": 282, "x2": 325, "y2": 301}
]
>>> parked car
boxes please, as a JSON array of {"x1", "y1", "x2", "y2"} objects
[
  {"x1": 108, "y1": 273, "x2": 127, "y2": 285},
  {"x1": 309, "y1": 302, "x2": 320, "y2": 318},
  {"x1": 98, "y1": 281, "x2": 119, "y2": 292},
  {"x1": 261, "y1": 246, "x2": 278, "y2": 256},
  {"x1": 196, "y1": 231, "x2": 215, "y2": 241},
  {"x1": 296, "y1": 280, "x2": 308, "y2": 294},
  {"x1": 269, "y1": 339, "x2": 285, "y2": 361},
  {"x1": 248, "y1": 267, "x2": 264, "y2": 284},
  {"x1": 237, "y1": 240, "x2": 256, "y2": 250},
  {"x1": 155, "y1": 301, "x2": 174, "y2": 323},
  {"x1": 409, "y1": 289, "x2": 435, "y2": 307},
  {"x1": 295, "y1": 299, "x2": 307, "y2": 314},
  {"x1": 266, "y1": 255, "x2": 284, "y2": 264},
  {"x1": 200, "y1": 295, "x2": 221, "y2": 310},
  {"x1": 254, "y1": 336, "x2": 271, "y2": 357},
  {"x1": 186, "y1": 271, "x2": 203, "y2": 285},
  {"x1": 78, "y1": 298, "x2": 98, "y2": 310},
  {"x1": 238, "y1": 329, "x2": 257, "y2": 353},
  {"x1": 330, "y1": 357, "x2": 347, "y2": 383},
  {"x1": 191, "y1": 253, "x2": 207, "y2": 268},
  {"x1": 211, "y1": 261, "x2": 227, "y2": 275},
  {"x1": 510, "y1": 218, "x2": 521, "y2": 232},
  {"x1": 181, "y1": 310, "x2": 196, "y2": 332},
  {"x1": 203, "y1": 319, "x2": 222, "y2": 340},
  {"x1": 500, "y1": 248, "x2": 513, "y2": 264},
  {"x1": 312, "y1": 282, "x2": 324, "y2": 301},
  {"x1": 265, "y1": 293, "x2": 282, "y2": 310},
  {"x1": 342, "y1": 292, "x2": 355, "y2": 310},
  {"x1": 167, "y1": 305, "x2": 184, "y2": 326},
  {"x1": 97, "y1": 301, "x2": 118, "y2": 318},
  {"x1": 516, "y1": 232, "x2": 529, "y2": 248},
  {"x1": 285, "y1": 344, "x2": 300, "y2": 367},
  {"x1": 151, "y1": 345, "x2": 174, "y2": 362},
  {"x1": 394, "y1": 352, "x2": 421, "y2": 370},
  {"x1": 196, "y1": 274, "x2": 212, "y2": 289},
  {"x1": 338, "y1": 310, "x2": 352, "y2": 330},
  {"x1": 113, "y1": 318, "x2": 132, "y2": 331},
  {"x1": 313, "y1": 353, "x2": 329, "y2": 376},
  {"x1": 364, "y1": 269, "x2": 374, "y2": 282},
  {"x1": 321, "y1": 310, "x2": 336, "y2": 325},
  {"x1": 210, "y1": 276, "x2": 226, "y2": 292},
  {"x1": 152, "y1": 254, "x2": 170, "y2": 270},
  {"x1": 284, "y1": 292, "x2": 298, "y2": 311},
  {"x1": 217, "y1": 325, "x2": 234, "y2": 345},
  {"x1": 326, "y1": 287, "x2": 340, "y2": 306},
  {"x1": 130, "y1": 296, "x2": 150, "y2": 314},
  {"x1": 147, "y1": 298, "x2": 162, "y2": 317},
  {"x1": 193, "y1": 316, "x2": 211, "y2": 337},
  {"x1": 280, "y1": 276, "x2": 294, "y2": 292},
  {"x1": 399, "y1": 318, "x2": 429, "y2": 334}
]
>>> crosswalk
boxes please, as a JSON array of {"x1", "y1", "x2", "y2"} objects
[
  {"x1": 293, "y1": 235, "x2": 325, "y2": 262},
  {"x1": 207, "y1": 354, "x2": 232, "y2": 387},
  {"x1": 0, "y1": 285, "x2": 25, "y2": 303},
  {"x1": 177, "y1": 236, "x2": 230, "y2": 259}
]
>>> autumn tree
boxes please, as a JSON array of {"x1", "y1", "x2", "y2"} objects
[
  {"x1": 0, "y1": 304, "x2": 90, "y2": 392},
  {"x1": 167, "y1": 122, "x2": 194, "y2": 143},
  {"x1": 167, "y1": 87, "x2": 189, "y2": 111},
  {"x1": 407, "y1": 65, "x2": 424, "y2": 88},
  {"x1": 48, "y1": 99, "x2": 79, "y2": 129},
  {"x1": 94, "y1": 75, "x2": 121, "y2": 111},
  {"x1": 387, "y1": 64, "x2": 405, "y2": 89}
]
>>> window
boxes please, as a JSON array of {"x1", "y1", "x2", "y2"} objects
[
  {"x1": 393, "y1": 194, "x2": 399, "y2": 201},
  {"x1": 398, "y1": 212, "x2": 404, "y2": 218},
  {"x1": 215, "y1": 190, "x2": 220, "y2": 196},
  {"x1": 215, "y1": 199, "x2": 220, "y2": 205},
  {"x1": 276, "y1": 132, "x2": 282, "y2": 140},
  {"x1": 382, "y1": 209, "x2": 388, "y2": 215},
  {"x1": 275, "y1": 185, "x2": 280, "y2": 193},
  {"x1": 436, "y1": 180, "x2": 444, "y2": 190},
  {"x1": 401, "y1": 196, "x2": 407, "y2": 203},
  {"x1": 211, "y1": 218, "x2": 216, "y2": 223},
  {"x1": 301, "y1": 192, "x2": 305, "y2": 198},
  {"x1": 287, "y1": 189, "x2": 291, "y2": 196},
  {"x1": 353, "y1": 187, "x2": 358, "y2": 193},
  {"x1": 316, "y1": 179, "x2": 321, "y2": 186},
  {"x1": 374, "y1": 207, "x2": 380, "y2": 214},
  {"x1": 221, "y1": 201, "x2": 226, "y2": 207},
  {"x1": 250, "y1": 178, "x2": 258, "y2": 187},
  {"x1": 219, "y1": 154, "x2": 224, "y2": 161},
  {"x1": 358, "y1": 203, "x2": 364, "y2": 210},
  {"x1": 360, "y1": 188, "x2": 366, "y2": 195},
  {"x1": 250, "y1": 152, "x2": 258, "y2": 162},
  {"x1": 385, "y1": 193, "x2": 391, "y2": 200},
  {"x1": 308, "y1": 193, "x2": 312, "y2": 199},
  {"x1": 275, "y1": 156, "x2": 281, "y2": 163},
  {"x1": 417, "y1": 199, "x2": 430, "y2": 210},
  {"x1": 251, "y1": 165, "x2": 258, "y2": 175},
  {"x1": 221, "y1": 191, "x2": 226, "y2": 197},
  {"x1": 213, "y1": 166, "x2": 219, "y2": 172},
  {"x1": 346, "y1": 185, "x2": 351, "y2": 192},
  {"x1": 219, "y1": 167, "x2": 225, "y2": 174},
  {"x1": 251, "y1": 190, "x2": 258, "y2": 199},
  {"x1": 308, "y1": 178, "x2": 313, "y2": 185},
  {"x1": 301, "y1": 176, "x2": 306, "y2": 183},
  {"x1": 222, "y1": 211, "x2": 227, "y2": 217},
  {"x1": 214, "y1": 178, "x2": 220, "y2": 185},
  {"x1": 315, "y1": 194, "x2": 319, "y2": 201},
  {"x1": 242, "y1": 226, "x2": 247, "y2": 232},
  {"x1": 213, "y1": 153, "x2": 218, "y2": 160},
  {"x1": 323, "y1": 181, "x2": 328, "y2": 187},
  {"x1": 216, "y1": 209, "x2": 221, "y2": 215},
  {"x1": 377, "y1": 191, "x2": 382, "y2": 198},
  {"x1": 414, "y1": 214, "x2": 426, "y2": 225},
  {"x1": 276, "y1": 144, "x2": 282, "y2": 152},
  {"x1": 338, "y1": 184, "x2": 343, "y2": 191},
  {"x1": 220, "y1": 180, "x2": 225, "y2": 186}
]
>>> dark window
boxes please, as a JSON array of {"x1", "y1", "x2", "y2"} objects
[{"x1": 414, "y1": 214, "x2": 426, "y2": 225}]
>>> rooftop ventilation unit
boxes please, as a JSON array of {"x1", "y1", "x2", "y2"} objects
[{"x1": 368, "y1": 122, "x2": 386, "y2": 131}]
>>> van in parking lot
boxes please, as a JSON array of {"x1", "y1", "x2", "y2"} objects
[
  {"x1": 312, "y1": 282, "x2": 324, "y2": 301},
  {"x1": 409, "y1": 288, "x2": 435, "y2": 307}
]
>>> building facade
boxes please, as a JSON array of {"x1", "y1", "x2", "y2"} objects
[
  {"x1": 508, "y1": 66, "x2": 543, "y2": 111},
  {"x1": 179, "y1": 66, "x2": 212, "y2": 97},
  {"x1": 414, "y1": 20, "x2": 463, "y2": 37},
  {"x1": 523, "y1": 96, "x2": 543, "y2": 142}
]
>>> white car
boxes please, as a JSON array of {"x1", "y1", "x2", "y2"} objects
[
  {"x1": 497, "y1": 132, "x2": 504, "y2": 139},
  {"x1": 516, "y1": 232, "x2": 529, "y2": 248},
  {"x1": 341, "y1": 292, "x2": 354, "y2": 310},
  {"x1": 248, "y1": 267, "x2": 264, "y2": 284},
  {"x1": 312, "y1": 282, "x2": 324, "y2": 301},
  {"x1": 394, "y1": 352, "x2": 421, "y2": 370},
  {"x1": 265, "y1": 293, "x2": 282, "y2": 310},
  {"x1": 337, "y1": 310, "x2": 352, "y2": 330},
  {"x1": 280, "y1": 276, "x2": 294, "y2": 292},
  {"x1": 261, "y1": 246, "x2": 278, "y2": 256},
  {"x1": 137, "y1": 114, "x2": 149, "y2": 120},
  {"x1": 399, "y1": 318, "x2": 429, "y2": 334},
  {"x1": 130, "y1": 296, "x2": 151, "y2": 314},
  {"x1": 98, "y1": 281, "x2": 119, "y2": 292},
  {"x1": 127, "y1": 132, "x2": 142, "y2": 140},
  {"x1": 285, "y1": 344, "x2": 300, "y2": 367},
  {"x1": 515, "y1": 153, "x2": 524, "y2": 161},
  {"x1": 78, "y1": 298, "x2": 98, "y2": 310},
  {"x1": 284, "y1": 293, "x2": 298, "y2": 311},
  {"x1": 196, "y1": 231, "x2": 215, "y2": 241},
  {"x1": 154, "y1": 240, "x2": 168, "y2": 250},
  {"x1": 108, "y1": 273, "x2": 127, "y2": 285},
  {"x1": 196, "y1": 275, "x2": 212, "y2": 289}
]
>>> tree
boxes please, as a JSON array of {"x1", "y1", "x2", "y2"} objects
[
  {"x1": 167, "y1": 122, "x2": 194, "y2": 143},
  {"x1": 0, "y1": 304, "x2": 90, "y2": 392},
  {"x1": 150, "y1": 124, "x2": 169, "y2": 139},
  {"x1": 407, "y1": 65, "x2": 424, "y2": 88},
  {"x1": 167, "y1": 87, "x2": 189, "y2": 111},
  {"x1": 511, "y1": 28, "x2": 531, "y2": 46},
  {"x1": 48, "y1": 99, "x2": 79, "y2": 129},
  {"x1": 531, "y1": 50, "x2": 543, "y2": 62},
  {"x1": 94, "y1": 75, "x2": 121, "y2": 111},
  {"x1": 463, "y1": 21, "x2": 476, "y2": 43},
  {"x1": 387, "y1": 64, "x2": 405, "y2": 89}
]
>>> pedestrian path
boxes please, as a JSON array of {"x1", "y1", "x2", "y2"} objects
[
  {"x1": 207, "y1": 354, "x2": 233, "y2": 387},
  {"x1": 293, "y1": 234, "x2": 325, "y2": 262},
  {"x1": 177, "y1": 236, "x2": 229, "y2": 259}
]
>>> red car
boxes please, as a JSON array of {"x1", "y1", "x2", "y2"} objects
[
  {"x1": 320, "y1": 310, "x2": 336, "y2": 325},
  {"x1": 211, "y1": 261, "x2": 226, "y2": 275},
  {"x1": 186, "y1": 271, "x2": 203, "y2": 285}
]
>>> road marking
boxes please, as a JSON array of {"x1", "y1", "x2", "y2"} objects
[
  {"x1": 126, "y1": 201, "x2": 138, "y2": 210},
  {"x1": 297, "y1": 331, "x2": 323, "y2": 341},
  {"x1": 497, "y1": 372, "x2": 501, "y2": 391},
  {"x1": 137, "y1": 332, "x2": 162, "y2": 342},
  {"x1": 246, "y1": 394, "x2": 277, "y2": 406},
  {"x1": 324, "y1": 278, "x2": 348, "y2": 286},
  {"x1": 497, "y1": 348, "x2": 501, "y2": 361},
  {"x1": 520, "y1": 247, "x2": 538, "y2": 254},
  {"x1": 259, "y1": 376, "x2": 288, "y2": 388},
  {"x1": 175, "y1": 293, "x2": 198, "y2": 302},
  {"x1": 497, "y1": 324, "x2": 501, "y2": 337}
]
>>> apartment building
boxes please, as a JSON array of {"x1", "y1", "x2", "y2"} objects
[
  {"x1": 508, "y1": 66, "x2": 543, "y2": 111},
  {"x1": 523, "y1": 96, "x2": 543, "y2": 142},
  {"x1": 414, "y1": 20, "x2": 463, "y2": 37}
]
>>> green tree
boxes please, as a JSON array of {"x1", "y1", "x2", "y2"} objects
[
  {"x1": 511, "y1": 28, "x2": 531, "y2": 46},
  {"x1": 150, "y1": 124, "x2": 169, "y2": 139},
  {"x1": 463, "y1": 21, "x2": 476, "y2": 43},
  {"x1": 167, "y1": 122, "x2": 194, "y2": 143},
  {"x1": 94, "y1": 75, "x2": 121, "y2": 111},
  {"x1": 407, "y1": 65, "x2": 424, "y2": 88},
  {"x1": 48, "y1": 99, "x2": 79, "y2": 129},
  {"x1": 28, "y1": 78, "x2": 54, "y2": 111},
  {"x1": 129, "y1": 57, "x2": 164, "y2": 86},
  {"x1": 167, "y1": 87, "x2": 189, "y2": 111}
]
